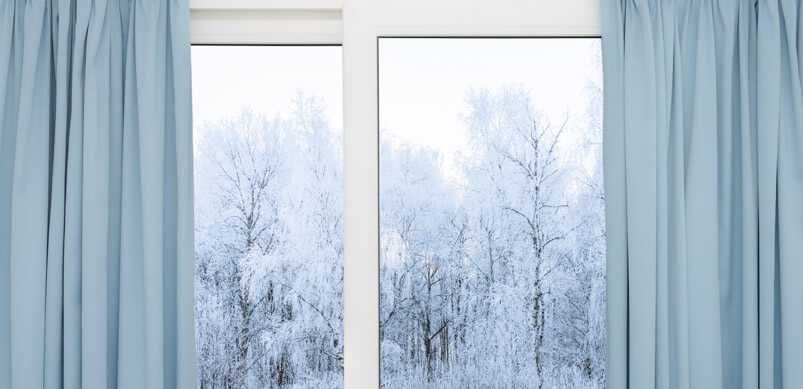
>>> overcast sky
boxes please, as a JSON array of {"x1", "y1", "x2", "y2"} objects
[
  {"x1": 191, "y1": 45, "x2": 343, "y2": 133},
  {"x1": 191, "y1": 39, "x2": 601, "y2": 176},
  {"x1": 380, "y1": 38, "x2": 598, "y2": 149}
]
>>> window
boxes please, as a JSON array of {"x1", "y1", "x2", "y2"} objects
[
  {"x1": 192, "y1": 45, "x2": 344, "y2": 387},
  {"x1": 190, "y1": 2, "x2": 601, "y2": 387},
  {"x1": 378, "y1": 38, "x2": 604, "y2": 387}
]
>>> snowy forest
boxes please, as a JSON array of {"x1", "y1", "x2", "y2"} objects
[
  {"x1": 193, "y1": 45, "x2": 604, "y2": 388},
  {"x1": 378, "y1": 46, "x2": 605, "y2": 387},
  {"x1": 194, "y1": 95, "x2": 344, "y2": 388}
]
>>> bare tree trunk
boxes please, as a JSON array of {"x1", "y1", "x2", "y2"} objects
[
  {"x1": 533, "y1": 260, "x2": 545, "y2": 389},
  {"x1": 423, "y1": 313, "x2": 433, "y2": 381},
  {"x1": 236, "y1": 266, "x2": 251, "y2": 388}
]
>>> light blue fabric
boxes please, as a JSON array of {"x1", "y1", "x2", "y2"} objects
[
  {"x1": 602, "y1": 0, "x2": 803, "y2": 388},
  {"x1": 0, "y1": 1, "x2": 195, "y2": 388}
]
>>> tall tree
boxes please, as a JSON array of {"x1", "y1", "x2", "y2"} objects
[{"x1": 464, "y1": 87, "x2": 572, "y2": 387}]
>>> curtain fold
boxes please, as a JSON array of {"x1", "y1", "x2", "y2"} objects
[
  {"x1": 603, "y1": 0, "x2": 803, "y2": 387},
  {"x1": 0, "y1": 0, "x2": 195, "y2": 388}
]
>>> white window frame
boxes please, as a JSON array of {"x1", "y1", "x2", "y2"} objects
[{"x1": 189, "y1": 1, "x2": 601, "y2": 388}]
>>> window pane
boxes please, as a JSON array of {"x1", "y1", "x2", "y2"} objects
[
  {"x1": 192, "y1": 46, "x2": 343, "y2": 388},
  {"x1": 379, "y1": 38, "x2": 605, "y2": 387}
]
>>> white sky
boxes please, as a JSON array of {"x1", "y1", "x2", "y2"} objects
[
  {"x1": 379, "y1": 38, "x2": 601, "y2": 177},
  {"x1": 191, "y1": 40, "x2": 600, "y2": 175},
  {"x1": 191, "y1": 45, "x2": 343, "y2": 132}
]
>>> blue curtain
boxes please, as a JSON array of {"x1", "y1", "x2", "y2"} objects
[
  {"x1": 0, "y1": 0, "x2": 195, "y2": 388},
  {"x1": 602, "y1": 0, "x2": 803, "y2": 387}
]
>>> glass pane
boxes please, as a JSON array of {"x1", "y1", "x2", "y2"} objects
[
  {"x1": 379, "y1": 38, "x2": 605, "y2": 387},
  {"x1": 192, "y1": 46, "x2": 343, "y2": 388}
]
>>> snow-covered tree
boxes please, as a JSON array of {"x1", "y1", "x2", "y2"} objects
[{"x1": 195, "y1": 94, "x2": 343, "y2": 388}]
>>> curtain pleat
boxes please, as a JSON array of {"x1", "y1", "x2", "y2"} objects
[
  {"x1": 0, "y1": 0, "x2": 195, "y2": 388},
  {"x1": 773, "y1": 0, "x2": 803, "y2": 386},
  {"x1": 603, "y1": 0, "x2": 803, "y2": 387}
]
